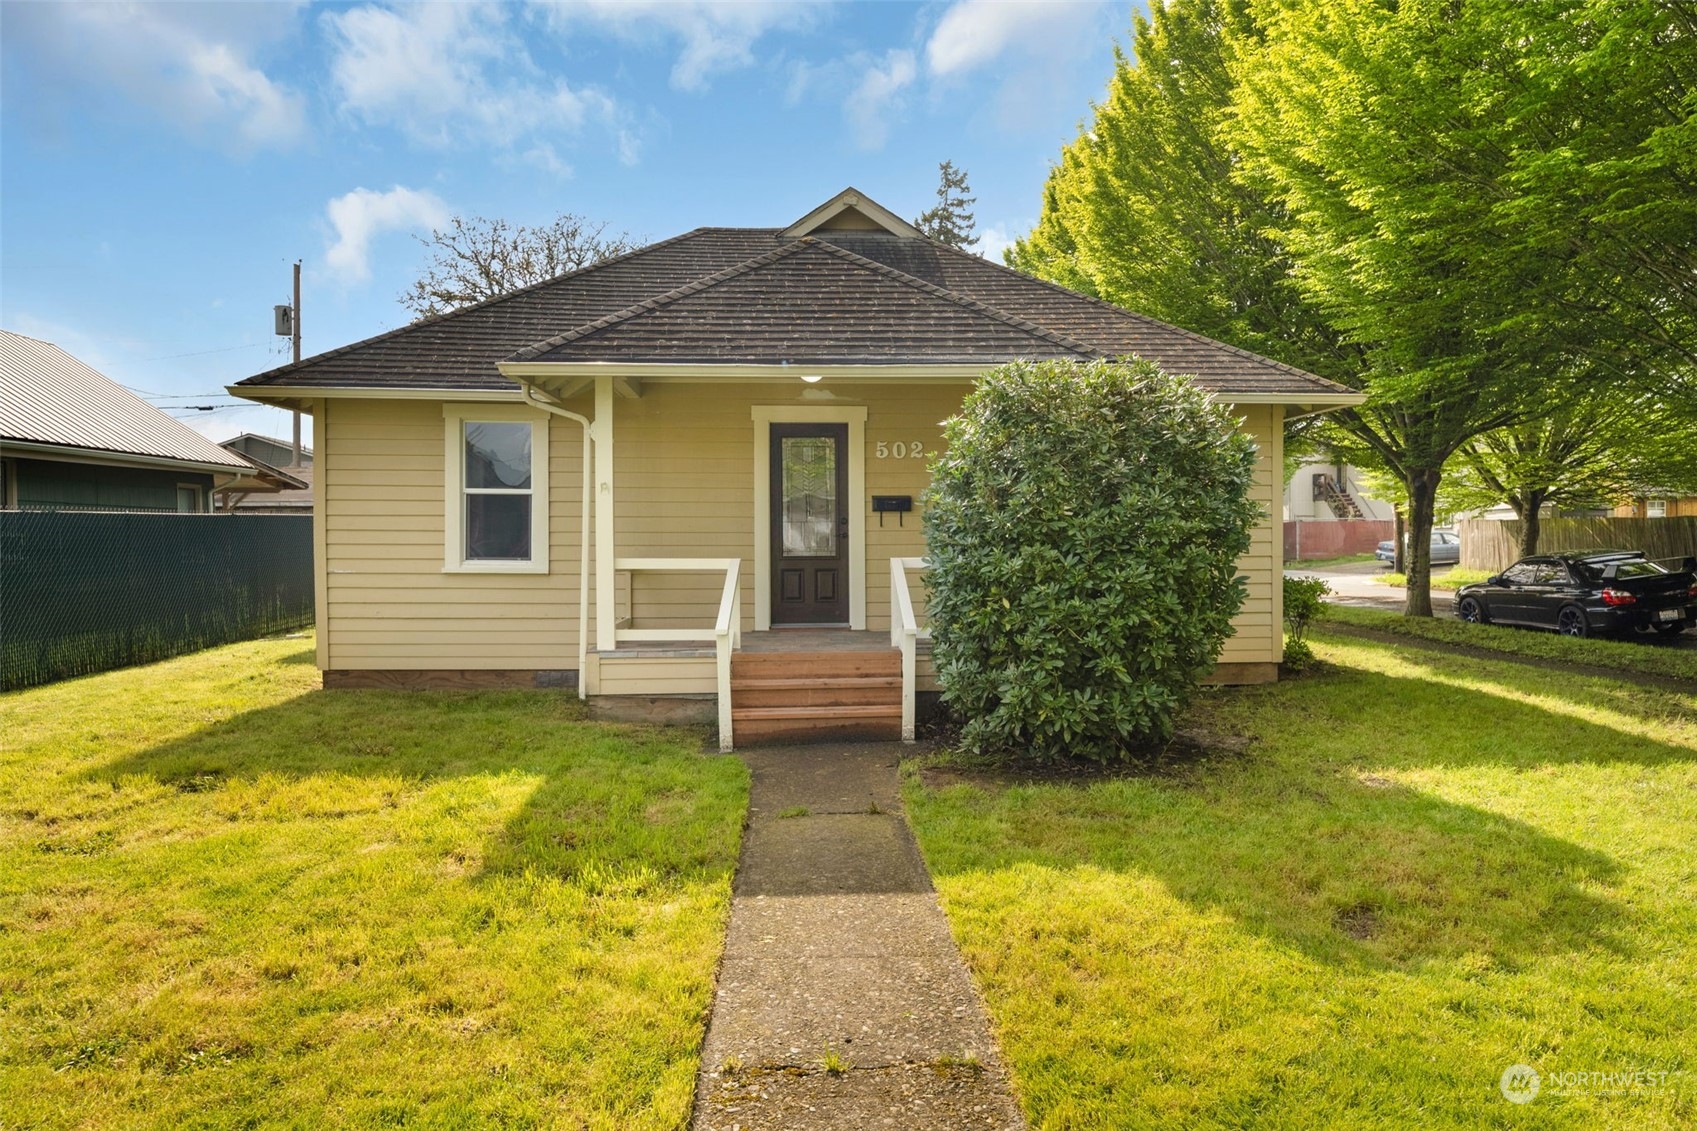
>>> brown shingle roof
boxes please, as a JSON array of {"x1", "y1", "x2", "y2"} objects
[
  {"x1": 510, "y1": 239, "x2": 1097, "y2": 365},
  {"x1": 232, "y1": 213, "x2": 1354, "y2": 399}
]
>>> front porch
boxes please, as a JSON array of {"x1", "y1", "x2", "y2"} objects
[{"x1": 586, "y1": 557, "x2": 934, "y2": 750}]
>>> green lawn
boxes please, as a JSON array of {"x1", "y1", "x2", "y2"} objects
[
  {"x1": 906, "y1": 632, "x2": 1696, "y2": 1129},
  {"x1": 1284, "y1": 552, "x2": 1380, "y2": 568},
  {"x1": 1373, "y1": 567, "x2": 1495, "y2": 589},
  {"x1": 0, "y1": 635, "x2": 748, "y2": 1130},
  {"x1": 1324, "y1": 604, "x2": 1697, "y2": 683}
]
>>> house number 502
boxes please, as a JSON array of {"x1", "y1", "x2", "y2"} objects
[{"x1": 875, "y1": 441, "x2": 926, "y2": 459}]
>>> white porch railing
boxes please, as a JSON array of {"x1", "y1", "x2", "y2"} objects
[
  {"x1": 889, "y1": 556, "x2": 930, "y2": 742},
  {"x1": 611, "y1": 557, "x2": 742, "y2": 752}
]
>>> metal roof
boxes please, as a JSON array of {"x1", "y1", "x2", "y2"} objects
[{"x1": 0, "y1": 330, "x2": 251, "y2": 471}]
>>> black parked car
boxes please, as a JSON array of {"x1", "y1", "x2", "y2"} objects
[{"x1": 1455, "y1": 550, "x2": 1697, "y2": 637}]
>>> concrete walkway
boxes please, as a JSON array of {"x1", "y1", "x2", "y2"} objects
[
  {"x1": 692, "y1": 744, "x2": 1024, "y2": 1131},
  {"x1": 1285, "y1": 559, "x2": 1456, "y2": 612}
]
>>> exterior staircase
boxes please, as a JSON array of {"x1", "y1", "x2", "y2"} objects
[
  {"x1": 731, "y1": 649, "x2": 903, "y2": 744},
  {"x1": 1316, "y1": 473, "x2": 1366, "y2": 519}
]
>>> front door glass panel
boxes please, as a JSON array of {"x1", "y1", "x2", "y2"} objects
[{"x1": 780, "y1": 435, "x2": 837, "y2": 557}]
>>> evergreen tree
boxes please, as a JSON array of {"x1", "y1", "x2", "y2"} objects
[{"x1": 914, "y1": 161, "x2": 978, "y2": 249}]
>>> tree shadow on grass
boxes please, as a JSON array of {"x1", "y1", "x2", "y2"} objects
[
  {"x1": 912, "y1": 651, "x2": 1696, "y2": 973},
  {"x1": 90, "y1": 688, "x2": 747, "y2": 889},
  {"x1": 29, "y1": 684, "x2": 747, "y2": 1127}
]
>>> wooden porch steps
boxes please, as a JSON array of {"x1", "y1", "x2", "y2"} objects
[{"x1": 730, "y1": 649, "x2": 903, "y2": 744}]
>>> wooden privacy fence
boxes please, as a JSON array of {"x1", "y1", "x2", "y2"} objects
[
  {"x1": 0, "y1": 511, "x2": 313, "y2": 690},
  {"x1": 1283, "y1": 520, "x2": 1393, "y2": 561},
  {"x1": 1457, "y1": 517, "x2": 1697, "y2": 572}
]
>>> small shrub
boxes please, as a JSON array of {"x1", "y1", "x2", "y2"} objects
[
  {"x1": 1282, "y1": 575, "x2": 1331, "y2": 670},
  {"x1": 924, "y1": 358, "x2": 1260, "y2": 762}
]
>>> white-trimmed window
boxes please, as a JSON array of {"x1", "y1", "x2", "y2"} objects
[
  {"x1": 1646, "y1": 499, "x2": 1668, "y2": 518},
  {"x1": 444, "y1": 405, "x2": 549, "y2": 573}
]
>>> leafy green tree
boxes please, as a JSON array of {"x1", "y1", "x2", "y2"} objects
[
  {"x1": 1227, "y1": 0, "x2": 1602, "y2": 613},
  {"x1": 1441, "y1": 395, "x2": 1697, "y2": 556},
  {"x1": 924, "y1": 358, "x2": 1260, "y2": 762},
  {"x1": 1006, "y1": 0, "x2": 1342, "y2": 380},
  {"x1": 1483, "y1": 0, "x2": 1697, "y2": 409},
  {"x1": 1010, "y1": 0, "x2": 1501, "y2": 616},
  {"x1": 913, "y1": 160, "x2": 978, "y2": 249}
]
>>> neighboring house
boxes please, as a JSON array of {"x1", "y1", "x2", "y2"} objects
[
  {"x1": 1283, "y1": 458, "x2": 1394, "y2": 522},
  {"x1": 230, "y1": 188, "x2": 1363, "y2": 745},
  {"x1": 0, "y1": 330, "x2": 276, "y2": 511},
  {"x1": 217, "y1": 434, "x2": 313, "y2": 513},
  {"x1": 1615, "y1": 496, "x2": 1697, "y2": 519},
  {"x1": 222, "y1": 431, "x2": 312, "y2": 470}
]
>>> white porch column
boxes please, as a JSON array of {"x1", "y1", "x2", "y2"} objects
[{"x1": 595, "y1": 376, "x2": 616, "y2": 651}]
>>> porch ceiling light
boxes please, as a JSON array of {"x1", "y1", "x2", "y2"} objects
[{"x1": 800, "y1": 374, "x2": 823, "y2": 383}]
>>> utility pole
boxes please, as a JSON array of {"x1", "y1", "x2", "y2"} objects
[{"x1": 290, "y1": 260, "x2": 302, "y2": 467}]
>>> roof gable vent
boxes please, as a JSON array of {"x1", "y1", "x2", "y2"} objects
[{"x1": 782, "y1": 187, "x2": 923, "y2": 240}]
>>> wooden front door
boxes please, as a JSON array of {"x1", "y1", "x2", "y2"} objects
[{"x1": 770, "y1": 423, "x2": 850, "y2": 625}]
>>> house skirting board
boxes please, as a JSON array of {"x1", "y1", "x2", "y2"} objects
[
  {"x1": 1205, "y1": 662, "x2": 1280, "y2": 685},
  {"x1": 323, "y1": 669, "x2": 577, "y2": 691},
  {"x1": 587, "y1": 694, "x2": 718, "y2": 725},
  {"x1": 321, "y1": 660, "x2": 1277, "y2": 700}
]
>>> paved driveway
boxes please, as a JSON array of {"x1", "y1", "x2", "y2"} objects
[{"x1": 1284, "y1": 559, "x2": 1455, "y2": 613}]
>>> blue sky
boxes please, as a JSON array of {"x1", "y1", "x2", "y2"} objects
[{"x1": 2, "y1": 1, "x2": 1131, "y2": 444}]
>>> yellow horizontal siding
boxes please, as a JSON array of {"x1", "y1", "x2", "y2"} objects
[
  {"x1": 323, "y1": 398, "x2": 583, "y2": 670},
  {"x1": 321, "y1": 387, "x2": 1287, "y2": 676},
  {"x1": 596, "y1": 657, "x2": 717, "y2": 695}
]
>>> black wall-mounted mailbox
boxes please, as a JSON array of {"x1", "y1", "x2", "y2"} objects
[{"x1": 872, "y1": 495, "x2": 913, "y2": 527}]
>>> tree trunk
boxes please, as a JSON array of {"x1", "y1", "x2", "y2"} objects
[
  {"x1": 1518, "y1": 489, "x2": 1546, "y2": 558},
  {"x1": 1403, "y1": 467, "x2": 1442, "y2": 617},
  {"x1": 1393, "y1": 507, "x2": 1406, "y2": 574}
]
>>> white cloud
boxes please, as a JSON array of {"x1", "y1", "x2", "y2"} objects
[
  {"x1": 323, "y1": 186, "x2": 451, "y2": 284},
  {"x1": 323, "y1": 3, "x2": 618, "y2": 149},
  {"x1": 970, "y1": 223, "x2": 1019, "y2": 264},
  {"x1": 2, "y1": 2, "x2": 307, "y2": 150},
  {"x1": 844, "y1": 49, "x2": 916, "y2": 151},
  {"x1": 925, "y1": 0, "x2": 1107, "y2": 77},
  {"x1": 532, "y1": 1, "x2": 821, "y2": 92}
]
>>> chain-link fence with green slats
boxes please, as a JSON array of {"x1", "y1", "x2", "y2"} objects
[{"x1": 1, "y1": 511, "x2": 313, "y2": 691}]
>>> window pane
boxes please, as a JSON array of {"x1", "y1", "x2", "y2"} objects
[
  {"x1": 781, "y1": 435, "x2": 836, "y2": 556},
  {"x1": 467, "y1": 494, "x2": 531, "y2": 560},
  {"x1": 465, "y1": 422, "x2": 532, "y2": 489}
]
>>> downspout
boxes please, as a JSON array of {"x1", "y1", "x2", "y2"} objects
[{"x1": 519, "y1": 382, "x2": 595, "y2": 700}]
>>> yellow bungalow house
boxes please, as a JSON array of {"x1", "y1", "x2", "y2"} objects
[{"x1": 231, "y1": 189, "x2": 1362, "y2": 749}]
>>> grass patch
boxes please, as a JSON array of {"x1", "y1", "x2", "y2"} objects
[
  {"x1": 1323, "y1": 603, "x2": 1697, "y2": 682},
  {"x1": 0, "y1": 634, "x2": 748, "y2": 1129},
  {"x1": 906, "y1": 636, "x2": 1697, "y2": 1128},
  {"x1": 1373, "y1": 567, "x2": 1494, "y2": 590},
  {"x1": 1284, "y1": 552, "x2": 1379, "y2": 568}
]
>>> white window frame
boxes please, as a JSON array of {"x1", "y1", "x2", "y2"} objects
[
  {"x1": 443, "y1": 404, "x2": 549, "y2": 574},
  {"x1": 175, "y1": 483, "x2": 203, "y2": 513},
  {"x1": 1646, "y1": 499, "x2": 1668, "y2": 518}
]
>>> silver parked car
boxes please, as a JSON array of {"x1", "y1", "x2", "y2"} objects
[{"x1": 1376, "y1": 529, "x2": 1461, "y2": 565}]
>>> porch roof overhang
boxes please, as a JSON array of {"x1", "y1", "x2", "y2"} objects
[
  {"x1": 498, "y1": 360, "x2": 1368, "y2": 414},
  {"x1": 231, "y1": 367, "x2": 1369, "y2": 416}
]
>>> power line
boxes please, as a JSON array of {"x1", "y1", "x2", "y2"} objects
[{"x1": 138, "y1": 341, "x2": 268, "y2": 362}]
